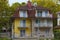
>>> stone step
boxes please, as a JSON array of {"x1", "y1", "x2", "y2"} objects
[{"x1": 13, "y1": 38, "x2": 37, "y2": 40}]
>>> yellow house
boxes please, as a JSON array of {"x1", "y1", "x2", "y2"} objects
[{"x1": 11, "y1": 0, "x2": 54, "y2": 40}]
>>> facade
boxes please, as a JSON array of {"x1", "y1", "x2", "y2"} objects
[{"x1": 12, "y1": 1, "x2": 54, "y2": 40}]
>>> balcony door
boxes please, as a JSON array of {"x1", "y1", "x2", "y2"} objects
[
  {"x1": 20, "y1": 30, "x2": 25, "y2": 37},
  {"x1": 35, "y1": 19, "x2": 40, "y2": 26},
  {"x1": 20, "y1": 20, "x2": 26, "y2": 27}
]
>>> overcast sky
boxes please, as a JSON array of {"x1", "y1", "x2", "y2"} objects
[{"x1": 8, "y1": 0, "x2": 28, "y2": 6}]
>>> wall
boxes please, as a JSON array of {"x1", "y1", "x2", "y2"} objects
[{"x1": 13, "y1": 18, "x2": 31, "y2": 37}]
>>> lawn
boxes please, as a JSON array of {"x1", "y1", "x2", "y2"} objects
[{"x1": 0, "y1": 38, "x2": 11, "y2": 40}]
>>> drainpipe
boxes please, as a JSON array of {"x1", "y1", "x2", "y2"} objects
[
  {"x1": 12, "y1": 23, "x2": 13, "y2": 39},
  {"x1": 31, "y1": 19, "x2": 32, "y2": 37},
  {"x1": 38, "y1": 19, "x2": 40, "y2": 40}
]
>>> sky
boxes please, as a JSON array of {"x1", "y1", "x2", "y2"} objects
[{"x1": 8, "y1": 0, "x2": 28, "y2": 6}]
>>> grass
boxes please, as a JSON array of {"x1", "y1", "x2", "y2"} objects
[{"x1": 0, "y1": 38, "x2": 11, "y2": 40}]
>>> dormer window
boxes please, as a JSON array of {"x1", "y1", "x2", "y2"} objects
[
  {"x1": 42, "y1": 11, "x2": 49, "y2": 17},
  {"x1": 35, "y1": 10, "x2": 42, "y2": 17},
  {"x1": 19, "y1": 11, "x2": 28, "y2": 17}
]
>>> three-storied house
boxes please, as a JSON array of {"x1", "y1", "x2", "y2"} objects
[{"x1": 11, "y1": 1, "x2": 54, "y2": 40}]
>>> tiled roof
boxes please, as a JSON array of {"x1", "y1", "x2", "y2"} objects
[
  {"x1": 12, "y1": 1, "x2": 54, "y2": 18},
  {"x1": 12, "y1": 6, "x2": 51, "y2": 18}
]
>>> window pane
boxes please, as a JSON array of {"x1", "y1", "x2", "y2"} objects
[
  {"x1": 59, "y1": 20, "x2": 60, "y2": 25},
  {"x1": 37, "y1": 11, "x2": 42, "y2": 17},
  {"x1": 20, "y1": 30, "x2": 25, "y2": 37},
  {"x1": 35, "y1": 28, "x2": 38, "y2": 32},
  {"x1": 20, "y1": 11, "x2": 27, "y2": 17},
  {"x1": 20, "y1": 20, "x2": 26, "y2": 27},
  {"x1": 45, "y1": 29, "x2": 49, "y2": 33},
  {"x1": 35, "y1": 19, "x2": 40, "y2": 24},
  {"x1": 45, "y1": 11, "x2": 48, "y2": 16}
]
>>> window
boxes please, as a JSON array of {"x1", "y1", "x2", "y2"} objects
[
  {"x1": 58, "y1": 19, "x2": 60, "y2": 25},
  {"x1": 19, "y1": 11, "x2": 28, "y2": 17},
  {"x1": 58, "y1": 14, "x2": 60, "y2": 17},
  {"x1": 37, "y1": 11, "x2": 42, "y2": 17},
  {"x1": 47, "y1": 20, "x2": 52, "y2": 26},
  {"x1": 35, "y1": 28, "x2": 38, "y2": 32},
  {"x1": 35, "y1": 20, "x2": 40, "y2": 23},
  {"x1": 20, "y1": 30, "x2": 25, "y2": 37},
  {"x1": 45, "y1": 11, "x2": 48, "y2": 13},
  {"x1": 59, "y1": 20, "x2": 60, "y2": 25},
  {"x1": 41, "y1": 20, "x2": 47, "y2": 26},
  {"x1": 20, "y1": 20, "x2": 26, "y2": 27},
  {"x1": 35, "y1": 19, "x2": 40, "y2": 27},
  {"x1": 42, "y1": 11, "x2": 48, "y2": 17},
  {"x1": 45, "y1": 29, "x2": 49, "y2": 34},
  {"x1": 36, "y1": 10, "x2": 42, "y2": 17},
  {"x1": 59, "y1": 14, "x2": 60, "y2": 16}
]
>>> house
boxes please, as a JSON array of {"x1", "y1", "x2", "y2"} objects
[
  {"x1": 55, "y1": 12, "x2": 60, "y2": 29},
  {"x1": 11, "y1": 1, "x2": 54, "y2": 40},
  {"x1": 54, "y1": 12, "x2": 60, "y2": 39}
]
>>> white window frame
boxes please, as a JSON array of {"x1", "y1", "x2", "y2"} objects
[
  {"x1": 42, "y1": 11, "x2": 49, "y2": 17},
  {"x1": 35, "y1": 10, "x2": 42, "y2": 17},
  {"x1": 58, "y1": 18, "x2": 60, "y2": 25},
  {"x1": 20, "y1": 20, "x2": 26, "y2": 27},
  {"x1": 19, "y1": 11, "x2": 28, "y2": 17}
]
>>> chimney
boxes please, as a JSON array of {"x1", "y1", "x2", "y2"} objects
[{"x1": 27, "y1": 0, "x2": 32, "y2": 9}]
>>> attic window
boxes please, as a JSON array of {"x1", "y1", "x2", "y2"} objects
[
  {"x1": 35, "y1": 10, "x2": 42, "y2": 17},
  {"x1": 19, "y1": 11, "x2": 28, "y2": 17}
]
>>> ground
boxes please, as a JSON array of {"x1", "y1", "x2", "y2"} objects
[{"x1": 0, "y1": 38, "x2": 11, "y2": 40}]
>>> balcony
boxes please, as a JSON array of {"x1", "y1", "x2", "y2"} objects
[
  {"x1": 36, "y1": 12, "x2": 53, "y2": 19},
  {"x1": 34, "y1": 23, "x2": 53, "y2": 28},
  {"x1": 34, "y1": 32, "x2": 53, "y2": 38},
  {"x1": 18, "y1": 24, "x2": 31, "y2": 28},
  {"x1": 42, "y1": 13, "x2": 52, "y2": 18}
]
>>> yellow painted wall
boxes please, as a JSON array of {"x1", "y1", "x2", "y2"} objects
[{"x1": 13, "y1": 18, "x2": 31, "y2": 37}]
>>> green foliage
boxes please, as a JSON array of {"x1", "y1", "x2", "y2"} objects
[
  {"x1": 32, "y1": 0, "x2": 60, "y2": 27},
  {"x1": 0, "y1": 38, "x2": 11, "y2": 40},
  {"x1": 0, "y1": 0, "x2": 26, "y2": 30},
  {"x1": 0, "y1": 0, "x2": 10, "y2": 28},
  {"x1": 11, "y1": 2, "x2": 21, "y2": 11}
]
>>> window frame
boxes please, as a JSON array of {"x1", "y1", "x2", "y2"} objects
[
  {"x1": 20, "y1": 20, "x2": 26, "y2": 27},
  {"x1": 19, "y1": 10, "x2": 28, "y2": 17},
  {"x1": 20, "y1": 29, "x2": 25, "y2": 37},
  {"x1": 35, "y1": 10, "x2": 42, "y2": 17}
]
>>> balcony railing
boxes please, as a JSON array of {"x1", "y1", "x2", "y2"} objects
[
  {"x1": 36, "y1": 13, "x2": 52, "y2": 18},
  {"x1": 46, "y1": 14, "x2": 52, "y2": 18},
  {"x1": 34, "y1": 23, "x2": 53, "y2": 27},
  {"x1": 34, "y1": 32, "x2": 53, "y2": 38},
  {"x1": 18, "y1": 24, "x2": 31, "y2": 28}
]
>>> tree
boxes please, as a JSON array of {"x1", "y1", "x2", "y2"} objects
[
  {"x1": 21, "y1": 2, "x2": 26, "y2": 6},
  {"x1": 0, "y1": 0, "x2": 12, "y2": 31},
  {"x1": 11, "y1": 2, "x2": 21, "y2": 12}
]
